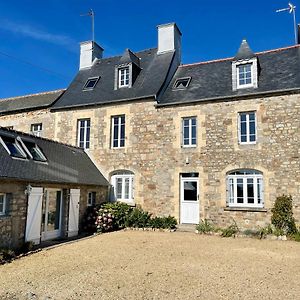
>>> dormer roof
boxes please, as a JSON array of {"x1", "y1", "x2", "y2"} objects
[
  {"x1": 119, "y1": 48, "x2": 141, "y2": 68},
  {"x1": 234, "y1": 39, "x2": 256, "y2": 61}
]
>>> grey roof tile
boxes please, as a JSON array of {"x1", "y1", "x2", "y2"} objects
[
  {"x1": 159, "y1": 45, "x2": 300, "y2": 106},
  {"x1": 0, "y1": 127, "x2": 108, "y2": 186},
  {"x1": 0, "y1": 89, "x2": 65, "y2": 115},
  {"x1": 234, "y1": 39, "x2": 256, "y2": 60}
]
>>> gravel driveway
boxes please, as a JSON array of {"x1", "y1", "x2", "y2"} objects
[{"x1": 0, "y1": 231, "x2": 300, "y2": 299}]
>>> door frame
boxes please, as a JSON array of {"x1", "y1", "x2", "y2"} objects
[
  {"x1": 41, "y1": 188, "x2": 63, "y2": 241},
  {"x1": 180, "y1": 175, "x2": 200, "y2": 224}
]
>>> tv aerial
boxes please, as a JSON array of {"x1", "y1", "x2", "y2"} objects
[
  {"x1": 80, "y1": 9, "x2": 95, "y2": 42},
  {"x1": 276, "y1": 2, "x2": 297, "y2": 44}
]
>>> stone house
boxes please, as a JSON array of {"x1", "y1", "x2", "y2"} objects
[
  {"x1": 0, "y1": 127, "x2": 108, "y2": 248},
  {"x1": 0, "y1": 23, "x2": 300, "y2": 230}
]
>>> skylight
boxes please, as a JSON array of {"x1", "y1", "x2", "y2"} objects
[
  {"x1": 83, "y1": 77, "x2": 100, "y2": 90},
  {"x1": 21, "y1": 140, "x2": 47, "y2": 162},
  {"x1": 173, "y1": 77, "x2": 191, "y2": 90},
  {"x1": 0, "y1": 135, "x2": 27, "y2": 159}
]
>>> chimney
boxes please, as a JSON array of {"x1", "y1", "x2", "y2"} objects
[
  {"x1": 157, "y1": 23, "x2": 182, "y2": 61},
  {"x1": 79, "y1": 41, "x2": 103, "y2": 70}
]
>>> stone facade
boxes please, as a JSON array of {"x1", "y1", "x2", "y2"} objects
[
  {"x1": 1, "y1": 92, "x2": 300, "y2": 231},
  {"x1": 0, "y1": 180, "x2": 107, "y2": 248}
]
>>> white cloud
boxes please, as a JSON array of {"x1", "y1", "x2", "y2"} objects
[{"x1": 0, "y1": 20, "x2": 76, "y2": 49}]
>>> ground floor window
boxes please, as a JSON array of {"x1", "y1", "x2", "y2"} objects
[
  {"x1": 227, "y1": 169, "x2": 263, "y2": 208},
  {"x1": 87, "y1": 192, "x2": 96, "y2": 206},
  {"x1": 0, "y1": 193, "x2": 6, "y2": 215},
  {"x1": 111, "y1": 171, "x2": 134, "y2": 203}
]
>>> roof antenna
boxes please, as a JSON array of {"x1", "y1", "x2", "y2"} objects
[
  {"x1": 80, "y1": 9, "x2": 95, "y2": 42},
  {"x1": 276, "y1": 2, "x2": 297, "y2": 44}
]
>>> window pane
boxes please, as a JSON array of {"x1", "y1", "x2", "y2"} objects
[
  {"x1": 183, "y1": 119, "x2": 189, "y2": 127},
  {"x1": 120, "y1": 124, "x2": 125, "y2": 140},
  {"x1": 240, "y1": 114, "x2": 246, "y2": 122},
  {"x1": 257, "y1": 178, "x2": 262, "y2": 204},
  {"x1": 247, "y1": 178, "x2": 254, "y2": 204},
  {"x1": 184, "y1": 127, "x2": 189, "y2": 139},
  {"x1": 183, "y1": 181, "x2": 197, "y2": 201},
  {"x1": 229, "y1": 178, "x2": 234, "y2": 203},
  {"x1": 237, "y1": 178, "x2": 244, "y2": 203},
  {"x1": 241, "y1": 122, "x2": 247, "y2": 135},
  {"x1": 116, "y1": 178, "x2": 123, "y2": 199},
  {"x1": 192, "y1": 126, "x2": 196, "y2": 139},
  {"x1": 124, "y1": 178, "x2": 130, "y2": 199},
  {"x1": 0, "y1": 195, "x2": 4, "y2": 213}
]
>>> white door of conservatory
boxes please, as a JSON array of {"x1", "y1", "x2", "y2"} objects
[{"x1": 180, "y1": 175, "x2": 199, "y2": 224}]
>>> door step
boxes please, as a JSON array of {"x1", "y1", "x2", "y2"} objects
[{"x1": 176, "y1": 224, "x2": 196, "y2": 232}]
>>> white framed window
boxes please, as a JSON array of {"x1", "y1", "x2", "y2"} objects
[
  {"x1": 237, "y1": 63, "x2": 253, "y2": 88},
  {"x1": 111, "y1": 115, "x2": 125, "y2": 148},
  {"x1": 182, "y1": 117, "x2": 197, "y2": 147},
  {"x1": 111, "y1": 171, "x2": 134, "y2": 203},
  {"x1": 173, "y1": 77, "x2": 192, "y2": 90},
  {"x1": 19, "y1": 138, "x2": 47, "y2": 162},
  {"x1": 77, "y1": 119, "x2": 90, "y2": 149},
  {"x1": 227, "y1": 170, "x2": 263, "y2": 208},
  {"x1": 118, "y1": 67, "x2": 130, "y2": 87},
  {"x1": 87, "y1": 192, "x2": 96, "y2": 206},
  {"x1": 83, "y1": 77, "x2": 99, "y2": 90},
  {"x1": 238, "y1": 112, "x2": 256, "y2": 144},
  {"x1": 31, "y1": 123, "x2": 43, "y2": 137},
  {"x1": 0, "y1": 135, "x2": 27, "y2": 159},
  {"x1": 0, "y1": 194, "x2": 6, "y2": 215}
]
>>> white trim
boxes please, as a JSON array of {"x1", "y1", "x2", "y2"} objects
[
  {"x1": 0, "y1": 135, "x2": 27, "y2": 158},
  {"x1": 30, "y1": 123, "x2": 43, "y2": 137},
  {"x1": 118, "y1": 67, "x2": 130, "y2": 88},
  {"x1": 237, "y1": 63, "x2": 253, "y2": 89},
  {"x1": 111, "y1": 115, "x2": 125, "y2": 148},
  {"x1": 87, "y1": 191, "x2": 96, "y2": 206},
  {"x1": 77, "y1": 118, "x2": 90, "y2": 149},
  {"x1": 182, "y1": 117, "x2": 197, "y2": 147},
  {"x1": 0, "y1": 193, "x2": 6, "y2": 215},
  {"x1": 111, "y1": 172, "x2": 134, "y2": 204},
  {"x1": 238, "y1": 111, "x2": 257, "y2": 144}
]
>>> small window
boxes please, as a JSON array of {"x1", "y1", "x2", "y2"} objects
[
  {"x1": 20, "y1": 139, "x2": 47, "y2": 162},
  {"x1": 87, "y1": 192, "x2": 96, "y2": 206},
  {"x1": 237, "y1": 63, "x2": 253, "y2": 88},
  {"x1": 111, "y1": 115, "x2": 125, "y2": 148},
  {"x1": 118, "y1": 67, "x2": 130, "y2": 87},
  {"x1": 0, "y1": 135, "x2": 27, "y2": 159},
  {"x1": 31, "y1": 123, "x2": 43, "y2": 137},
  {"x1": 0, "y1": 194, "x2": 6, "y2": 215},
  {"x1": 239, "y1": 112, "x2": 256, "y2": 144},
  {"x1": 83, "y1": 77, "x2": 99, "y2": 90},
  {"x1": 173, "y1": 77, "x2": 191, "y2": 89},
  {"x1": 182, "y1": 117, "x2": 197, "y2": 147},
  {"x1": 227, "y1": 169, "x2": 263, "y2": 208},
  {"x1": 111, "y1": 171, "x2": 134, "y2": 203},
  {"x1": 77, "y1": 119, "x2": 91, "y2": 149}
]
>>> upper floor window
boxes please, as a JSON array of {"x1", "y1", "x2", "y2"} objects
[
  {"x1": 77, "y1": 119, "x2": 90, "y2": 149},
  {"x1": 83, "y1": 77, "x2": 99, "y2": 90},
  {"x1": 111, "y1": 115, "x2": 125, "y2": 148},
  {"x1": 111, "y1": 171, "x2": 134, "y2": 204},
  {"x1": 237, "y1": 63, "x2": 252, "y2": 88},
  {"x1": 227, "y1": 169, "x2": 263, "y2": 208},
  {"x1": 118, "y1": 67, "x2": 130, "y2": 87},
  {"x1": 87, "y1": 191, "x2": 96, "y2": 206},
  {"x1": 0, "y1": 134, "x2": 27, "y2": 159},
  {"x1": 31, "y1": 123, "x2": 42, "y2": 137},
  {"x1": 0, "y1": 194, "x2": 6, "y2": 215},
  {"x1": 182, "y1": 117, "x2": 197, "y2": 147},
  {"x1": 239, "y1": 112, "x2": 256, "y2": 144}
]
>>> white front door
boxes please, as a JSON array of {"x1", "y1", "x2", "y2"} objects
[
  {"x1": 41, "y1": 189, "x2": 63, "y2": 241},
  {"x1": 25, "y1": 187, "x2": 44, "y2": 244},
  {"x1": 68, "y1": 189, "x2": 80, "y2": 237},
  {"x1": 180, "y1": 176, "x2": 199, "y2": 224}
]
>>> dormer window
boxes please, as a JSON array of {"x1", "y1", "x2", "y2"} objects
[
  {"x1": 237, "y1": 63, "x2": 253, "y2": 88},
  {"x1": 118, "y1": 67, "x2": 130, "y2": 88},
  {"x1": 83, "y1": 77, "x2": 99, "y2": 90},
  {"x1": 173, "y1": 77, "x2": 191, "y2": 90}
]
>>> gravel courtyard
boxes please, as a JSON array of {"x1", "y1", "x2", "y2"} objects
[{"x1": 0, "y1": 231, "x2": 300, "y2": 300}]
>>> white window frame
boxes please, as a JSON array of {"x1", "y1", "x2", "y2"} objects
[
  {"x1": 0, "y1": 135, "x2": 27, "y2": 159},
  {"x1": 118, "y1": 67, "x2": 130, "y2": 88},
  {"x1": 31, "y1": 123, "x2": 43, "y2": 137},
  {"x1": 87, "y1": 192, "x2": 96, "y2": 207},
  {"x1": 111, "y1": 115, "x2": 125, "y2": 148},
  {"x1": 77, "y1": 119, "x2": 91, "y2": 149},
  {"x1": 238, "y1": 111, "x2": 257, "y2": 144},
  {"x1": 83, "y1": 76, "x2": 100, "y2": 91},
  {"x1": 227, "y1": 170, "x2": 263, "y2": 208},
  {"x1": 237, "y1": 63, "x2": 253, "y2": 89},
  {"x1": 0, "y1": 193, "x2": 6, "y2": 215},
  {"x1": 182, "y1": 117, "x2": 197, "y2": 147},
  {"x1": 111, "y1": 172, "x2": 134, "y2": 204}
]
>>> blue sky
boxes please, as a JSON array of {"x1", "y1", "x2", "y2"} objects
[{"x1": 0, "y1": 0, "x2": 298, "y2": 98}]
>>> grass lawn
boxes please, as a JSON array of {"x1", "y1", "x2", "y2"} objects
[{"x1": 1, "y1": 231, "x2": 300, "y2": 299}]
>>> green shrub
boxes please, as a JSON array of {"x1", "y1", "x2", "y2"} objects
[
  {"x1": 292, "y1": 232, "x2": 300, "y2": 242},
  {"x1": 258, "y1": 224, "x2": 274, "y2": 238},
  {"x1": 196, "y1": 219, "x2": 215, "y2": 234},
  {"x1": 221, "y1": 221, "x2": 239, "y2": 237},
  {"x1": 271, "y1": 195, "x2": 297, "y2": 235},
  {"x1": 149, "y1": 216, "x2": 177, "y2": 229},
  {"x1": 125, "y1": 207, "x2": 151, "y2": 228}
]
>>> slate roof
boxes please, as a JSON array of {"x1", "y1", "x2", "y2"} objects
[
  {"x1": 159, "y1": 45, "x2": 300, "y2": 106},
  {"x1": 51, "y1": 48, "x2": 175, "y2": 110},
  {"x1": 234, "y1": 39, "x2": 256, "y2": 60},
  {"x1": 119, "y1": 48, "x2": 141, "y2": 67},
  {"x1": 0, "y1": 89, "x2": 65, "y2": 115},
  {"x1": 0, "y1": 127, "x2": 108, "y2": 186}
]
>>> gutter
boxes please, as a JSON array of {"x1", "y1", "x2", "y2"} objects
[{"x1": 155, "y1": 87, "x2": 300, "y2": 108}]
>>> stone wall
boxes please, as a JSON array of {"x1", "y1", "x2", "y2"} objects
[{"x1": 1, "y1": 93, "x2": 300, "y2": 230}]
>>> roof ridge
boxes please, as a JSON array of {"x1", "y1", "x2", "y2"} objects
[
  {"x1": 0, "y1": 126, "x2": 84, "y2": 151},
  {"x1": 0, "y1": 88, "x2": 66, "y2": 102},
  {"x1": 180, "y1": 44, "x2": 300, "y2": 68}
]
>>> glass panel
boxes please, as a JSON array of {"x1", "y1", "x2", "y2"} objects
[
  {"x1": 237, "y1": 178, "x2": 244, "y2": 203},
  {"x1": 47, "y1": 190, "x2": 61, "y2": 232},
  {"x1": 191, "y1": 118, "x2": 196, "y2": 126},
  {"x1": 184, "y1": 127, "x2": 189, "y2": 140},
  {"x1": 116, "y1": 178, "x2": 123, "y2": 199},
  {"x1": 240, "y1": 114, "x2": 247, "y2": 122},
  {"x1": 240, "y1": 135, "x2": 247, "y2": 143},
  {"x1": 229, "y1": 178, "x2": 234, "y2": 203},
  {"x1": 121, "y1": 124, "x2": 125, "y2": 140},
  {"x1": 257, "y1": 178, "x2": 262, "y2": 204},
  {"x1": 124, "y1": 178, "x2": 130, "y2": 200},
  {"x1": 192, "y1": 126, "x2": 196, "y2": 140},
  {"x1": 247, "y1": 178, "x2": 254, "y2": 204},
  {"x1": 183, "y1": 119, "x2": 189, "y2": 127},
  {"x1": 241, "y1": 122, "x2": 247, "y2": 135},
  {"x1": 183, "y1": 181, "x2": 197, "y2": 201}
]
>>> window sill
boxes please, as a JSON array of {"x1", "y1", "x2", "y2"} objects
[{"x1": 224, "y1": 207, "x2": 267, "y2": 212}]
